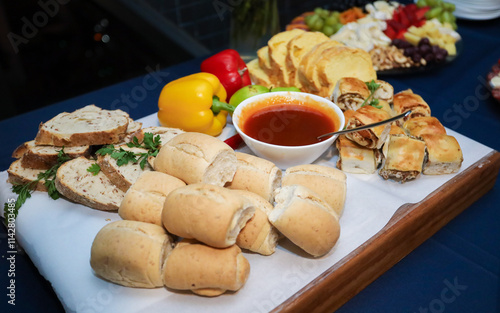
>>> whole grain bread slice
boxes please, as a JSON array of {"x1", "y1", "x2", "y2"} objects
[
  {"x1": 55, "y1": 156, "x2": 125, "y2": 211},
  {"x1": 7, "y1": 159, "x2": 48, "y2": 192},
  {"x1": 97, "y1": 145, "x2": 153, "y2": 192},
  {"x1": 13, "y1": 140, "x2": 91, "y2": 170},
  {"x1": 34, "y1": 104, "x2": 130, "y2": 147}
]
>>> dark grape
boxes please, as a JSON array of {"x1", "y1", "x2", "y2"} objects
[
  {"x1": 412, "y1": 53, "x2": 422, "y2": 63},
  {"x1": 435, "y1": 53, "x2": 446, "y2": 62},
  {"x1": 432, "y1": 45, "x2": 441, "y2": 54},
  {"x1": 424, "y1": 53, "x2": 435, "y2": 62},
  {"x1": 418, "y1": 37, "x2": 431, "y2": 46},
  {"x1": 405, "y1": 46, "x2": 417, "y2": 56},
  {"x1": 392, "y1": 39, "x2": 404, "y2": 48},
  {"x1": 419, "y1": 44, "x2": 431, "y2": 55}
]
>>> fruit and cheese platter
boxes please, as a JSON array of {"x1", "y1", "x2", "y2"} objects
[
  {"x1": 286, "y1": 0, "x2": 461, "y2": 75},
  {"x1": 1, "y1": 2, "x2": 500, "y2": 312}
]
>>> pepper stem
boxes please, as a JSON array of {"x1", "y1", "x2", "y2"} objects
[{"x1": 211, "y1": 96, "x2": 235, "y2": 114}]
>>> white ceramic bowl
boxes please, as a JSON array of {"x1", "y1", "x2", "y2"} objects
[{"x1": 232, "y1": 91, "x2": 345, "y2": 169}]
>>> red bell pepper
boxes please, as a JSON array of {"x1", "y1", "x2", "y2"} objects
[{"x1": 200, "y1": 49, "x2": 252, "y2": 99}]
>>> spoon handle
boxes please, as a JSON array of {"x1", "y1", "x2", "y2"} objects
[{"x1": 317, "y1": 110, "x2": 412, "y2": 140}]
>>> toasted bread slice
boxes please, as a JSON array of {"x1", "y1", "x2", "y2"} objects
[
  {"x1": 247, "y1": 58, "x2": 273, "y2": 88},
  {"x1": 285, "y1": 31, "x2": 330, "y2": 89},
  {"x1": 34, "y1": 104, "x2": 130, "y2": 146},
  {"x1": 267, "y1": 29, "x2": 305, "y2": 86},
  {"x1": 316, "y1": 46, "x2": 377, "y2": 98},
  {"x1": 13, "y1": 140, "x2": 91, "y2": 170},
  {"x1": 7, "y1": 159, "x2": 48, "y2": 192},
  {"x1": 55, "y1": 156, "x2": 125, "y2": 211},
  {"x1": 297, "y1": 40, "x2": 344, "y2": 93}
]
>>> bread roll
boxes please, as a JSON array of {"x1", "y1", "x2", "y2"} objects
[
  {"x1": 153, "y1": 132, "x2": 237, "y2": 186},
  {"x1": 162, "y1": 240, "x2": 250, "y2": 296},
  {"x1": 281, "y1": 164, "x2": 346, "y2": 217},
  {"x1": 269, "y1": 185, "x2": 340, "y2": 257},
  {"x1": 90, "y1": 220, "x2": 173, "y2": 288},
  {"x1": 162, "y1": 183, "x2": 255, "y2": 248},
  {"x1": 226, "y1": 152, "x2": 282, "y2": 202},
  {"x1": 232, "y1": 190, "x2": 280, "y2": 256},
  {"x1": 119, "y1": 171, "x2": 186, "y2": 225}
]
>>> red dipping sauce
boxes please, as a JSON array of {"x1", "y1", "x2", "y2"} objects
[{"x1": 241, "y1": 103, "x2": 337, "y2": 146}]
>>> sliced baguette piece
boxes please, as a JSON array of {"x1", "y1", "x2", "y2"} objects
[
  {"x1": 116, "y1": 118, "x2": 144, "y2": 144},
  {"x1": 162, "y1": 240, "x2": 250, "y2": 296},
  {"x1": 34, "y1": 104, "x2": 130, "y2": 146},
  {"x1": 257, "y1": 46, "x2": 273, "y2": 76},
  {"x1": 140, "y1": 126, "x2": 185, "y2": 149},
  {"x1": 269, "y1": 185, "x2": 341, "y2": 257},
  {"x1": 232, "y1": 190, "x2": 280, "y2": 256},
  {"x1": 281, "y1": 164, "x2": 346, "y2": 218},
  {"x1": 268, "y1": 29, "x2": 305, "y2": 86},
  {"x1": 119, "y1": 171, "x2": 186, "y2": 226},
  {"x1": 55, "y1": 156, "x2": 125, "y2": 211},
  {"x1": 225, "y1": 152, "x2": 282, "y2": 203},
  {"x1": 97, "y1": 145, "x2": 153, "y2": 192},
  {"x1": 7, "y1": 159, "x2": 48, "y2": 192},
  {"x1": 285, "y1": 31, "x2": 330, "y2": 89},
  {"x1": 14, "y1": 140, "x2": 90, "y2": 170},
  {"x1": 153, "y1": 132, "x2": 237, "y2": 186}
]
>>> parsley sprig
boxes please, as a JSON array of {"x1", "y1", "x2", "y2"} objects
[
  {"x1": 361, "y1": 80, "x2": 383, "y2": 109},
  {"x1": 88, "y1": 133, "x2": 161, "y2": 175},
  {"x1": 4, "y1": 148, "x2": 70, "y2": 219}
]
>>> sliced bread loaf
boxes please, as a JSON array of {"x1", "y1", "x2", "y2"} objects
[
  {"x1": 55, "y1": 156, "x2": 125, "y2": 211},
  {"x1": 14, "y1": 140, "x2": 90, "y2": 170},
  {"x1": 7, "y1": 159, "x2": 48, "y2": 191},
  {"x1": 285, "y1": 31, "x2": 330, "y2": 89},
  {"x1": 247, "y1": 58, "x2": 273, "y2": 88},
  {"x1": 267, "y1": 29, "x2": 305, "y2": 86},
  {"x1": 34, "y1": 104, "x2": 130, "y2": 146},
  {"x1": 97, "y1": 145, "x2": 153, "y2": 192}
]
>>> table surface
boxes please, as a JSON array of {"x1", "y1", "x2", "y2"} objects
[{"x1": 1, "y1": 15, "x2": 499, "y2": 313}]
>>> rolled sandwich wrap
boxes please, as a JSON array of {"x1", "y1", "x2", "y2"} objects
[
  {"x1": 269, "y1": 185, "x2": 341, "y2": 257},
  {"x1": 372, "y1": 79, "x2": 394, "y2": 103},
  {"x1": 119, "y1": 171, "x2": 186, "y2": 226},
  {"x1": 345, "y1": 105, "x2": 392, "y2": 149},
  {"x1": 332, "y1": 77, "x2": 370, "y2": 111},
  {"x1": 402, "y1": 116, "x2": 446, "y2": 138},
  {"x1": 226, "y1": 152, "x2": 282, "y2": 203},
  {"x1": 232, "y1": 190, "x2": 280, "y2": 256},
  {"x1": 162, "y1": 183, "x2": 255, "y2": 248},
  {"x1": 421, "y1": 134, "x2": 463, "y2": 175},
  {"x1": 90, "y1": 220, "x2": 173, "y2": 288},
  {"x1": 162, "y1": 240, "x2": 250, "y2": 296},
  {"x1": 379, "y1": 134, "x2": 426, "y2": 183},
  {"x1": 281, "y1": 164, "x2": 346, "y2": 217},
  {"x1": 393, "y1": 89, "x2": 431, "y2": 125},
  {"x1": 336, "y1": 135, "x2": 381, "y2": 174},
  {"x1": 153, "y1": 132, "x2": 237, "y2": 186}
]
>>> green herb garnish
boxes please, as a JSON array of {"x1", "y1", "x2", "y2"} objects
[
  {"x1": 87, "y1": 163, "x2": 101, "y2": 176},
  {"x1": 91, "y1": 133, "x2": 162, "y2": 173},
  {"x1": 4, "y1": 148, "x2": 70, "y2": 219},
  {"x1": 361, "y1": 80, "x2": 383, "y2": 109}
]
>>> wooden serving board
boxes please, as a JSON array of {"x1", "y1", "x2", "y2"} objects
[{"x1": 273, "y1": 150, "x2": 500, "y2": 313}]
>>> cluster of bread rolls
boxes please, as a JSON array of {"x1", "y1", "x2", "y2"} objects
[
  {"x1": 247, "y1": 29, "x2": 377, "y2": 98},
  {"x1": 90, "y1": 132, "x2": 347, "y2": 296},
  {"x1": 334, "y1": 77, "x2": 463, "y2": 182}
]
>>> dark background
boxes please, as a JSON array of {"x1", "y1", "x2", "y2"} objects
[{"x1": 0, "y1": 0, "x2": 372, "y2": 121}]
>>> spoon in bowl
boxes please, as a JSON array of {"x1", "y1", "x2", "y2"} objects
[{"x1": 317, "y1": 110, "x2": 412, "y2": 140}]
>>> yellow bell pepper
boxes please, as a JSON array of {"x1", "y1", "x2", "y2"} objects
[{"x1": 157, "y1": 72, "x2": 235, "y2": 136}]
